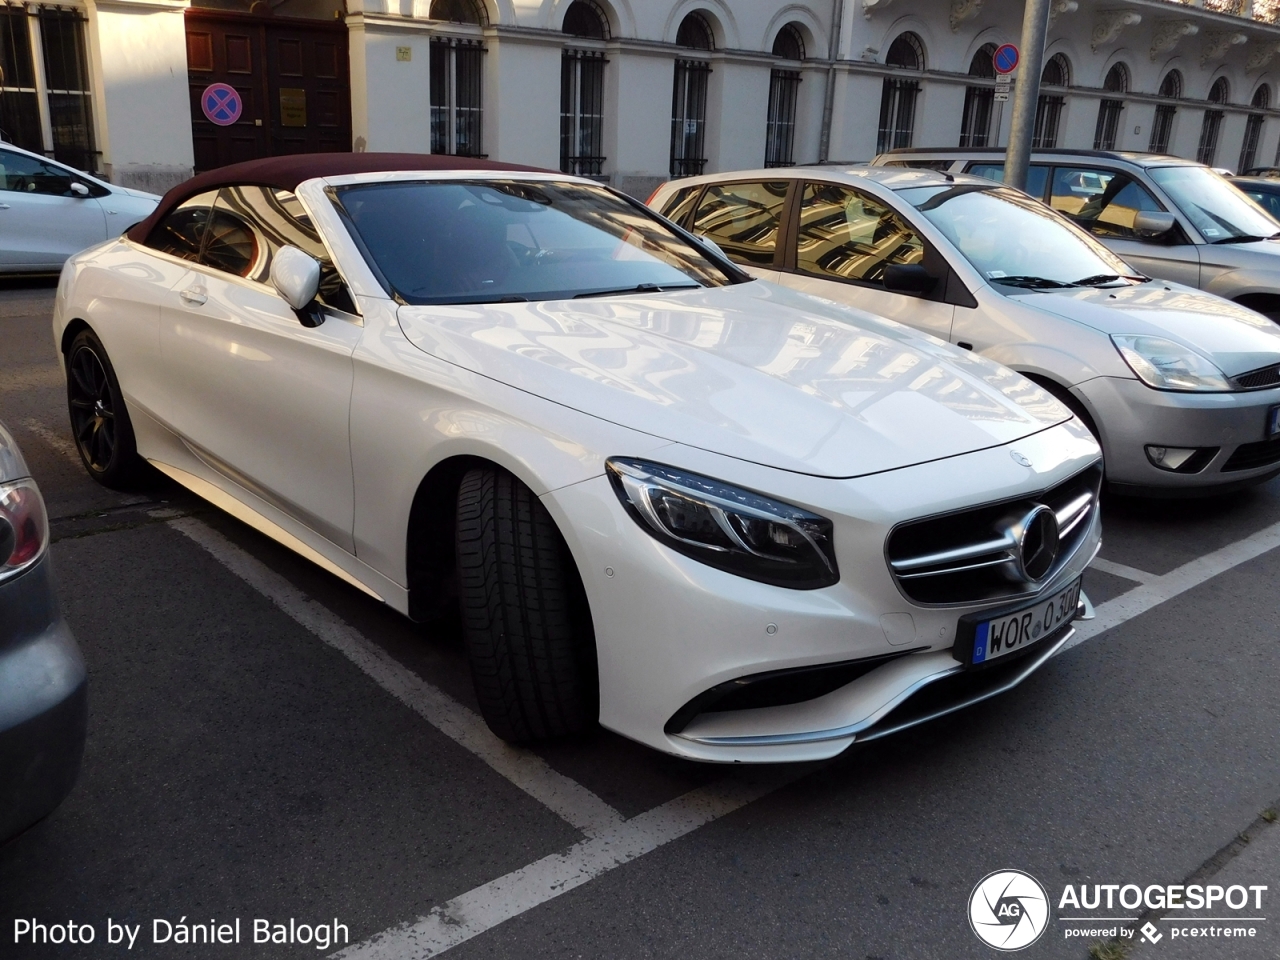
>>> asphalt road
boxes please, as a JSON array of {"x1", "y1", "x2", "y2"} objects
[{"x1": 2, "y1": 280, "x2": 1278, "y2": 960}]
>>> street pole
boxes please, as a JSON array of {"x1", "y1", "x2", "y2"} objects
[{"x1": 1004, "y1": 0, "x2": 1052, "y2": 191}]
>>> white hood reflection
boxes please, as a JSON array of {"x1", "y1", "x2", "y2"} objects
[{"x1": 397, "y1": 280, "x2": 1069, "y2": 478}]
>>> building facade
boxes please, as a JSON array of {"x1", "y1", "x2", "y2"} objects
[{"x1": 3, "y1": 0, "x2": 1280, "y2": 196}]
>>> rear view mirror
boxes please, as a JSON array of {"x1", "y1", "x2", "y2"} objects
[
  {"x1": 1133, "y1": 211, "x2": 1176, "y2": 239},
  {"x1": 883, "y1": 263, "x2": 938, "y2": 294},
  {"x1": 270, "y1": 245, "x2": 323, "y2": 326}
]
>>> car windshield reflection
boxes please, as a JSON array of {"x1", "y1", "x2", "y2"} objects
[
  {"x1": 334, "y1": 179, "x2": 742, "y2": 305},
  {"x1": 1149, "y1": 165, "x2": 1280, "y2": 242}
]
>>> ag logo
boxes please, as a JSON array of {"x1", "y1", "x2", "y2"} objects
[{"x1": 968, "y1": 869, "x2": 1049, "y2": 951}]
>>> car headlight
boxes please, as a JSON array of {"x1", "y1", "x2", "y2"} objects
[
  {"x1": 605, "y1": 458, "x2": 838, "y2": 589},
  {"x1": 1111, "y1": 335, "x2": 1231, "y2": 392}
]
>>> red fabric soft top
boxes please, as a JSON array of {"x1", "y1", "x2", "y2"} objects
[{"x1": 126, "y1": 152, "x2": 547, "y2": 244}]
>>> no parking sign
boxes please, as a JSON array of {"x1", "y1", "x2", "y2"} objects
[
  {"x1": 201, "y1": 83, "x2": 243, "y2": 126},
  {"x1": 993, "y1": 43, "x2": 1019, "y2": 75}
]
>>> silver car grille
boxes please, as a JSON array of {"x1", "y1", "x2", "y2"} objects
[{"x1": 885, "y1": 463, "x2": 1102, "y2": 606}]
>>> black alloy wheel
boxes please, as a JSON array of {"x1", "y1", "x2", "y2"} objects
[{"x1": 66, "y1": 329, "x2": 141, "y2": 488}]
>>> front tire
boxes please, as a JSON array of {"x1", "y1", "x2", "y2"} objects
[
  {"x1": 455, "y1": 465, "x2": 598, "y2": 743},
  {"x1": 65, "y1": 328, "x2": 142, "y2": 489}
]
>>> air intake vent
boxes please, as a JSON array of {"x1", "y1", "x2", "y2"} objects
[
  {"x1": 1233, "y1": 364, "x2": 1280, "y2": 390},
  {"x1": 885, "y1": 463, "x2": 1101, "y2": 606}
]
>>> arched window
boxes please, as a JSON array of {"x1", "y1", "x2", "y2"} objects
[
  {"x1": 1103, "y1": 62, "x2": 1128, "y2": 93},
  {"x1": 1150, "y1": 71, "x2": 1181, "y2": 152},
  {"x1": 772, "y1": 23, "x2": 804, "y2": 61},
  {"x1": 959, "y1": 43, "x2": 996, "y2": 147},
  {"x1": 1241, "y1": 86, "x2": 1271, "y2": 173},
  {"x1": 1041, "y1": 53, "x2": 1070, "y2": 87},
  {"x1": 562, "y1": 0, "x2": 607, "y2": 39},
  {"x1": 671, "y1": 14, "x2": 714, "y2": 176},
  {"x1": 429, "y1": 0, "x2": 484, "y2": 24},
  {"x1": 878, "y1": 33, "x2": 923, "y2": 153},
  {"x1": 766, "y1": 25, "x2": 805, "y2": 166},
  {"x1": 1094, "y1": 62, "x2": 1128, "y2": 150},
  {"x1": 885, "y1": 32, "x2": 924, "y2": 70},
  {"x1": 1199, "y1": 79, "x2": 1230, "y2": 165},
  {"x1": 676, "y1": 12, "x2": 713, "y2": 50},
  {"x1": 561, "y1": 1, "x2": 608, "y2": 176},
  {"x1": 1034, "y1": 54, "x2": 1070, "y2": 147},
  {"x1": 430, "y1": 0, "x2": 485, "y2": 157}
]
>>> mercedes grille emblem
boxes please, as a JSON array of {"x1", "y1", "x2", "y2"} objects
[{"x1": 1014, "y1": 505, "x2": 1060, "y2": 582}]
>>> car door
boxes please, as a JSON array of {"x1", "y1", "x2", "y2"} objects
[
  {"x1": 1046, "y1": 166, "x2": 1202, "y2": 287},
  {"x1": 688, "y1": 180, "x2": 789, "y2": 281},
  {"x1": 0, "y1": 147, "x2": 106, "y2": 269},
  {"x1": 157, "y1": 185, "x2": 361, "y2": 551},
  {"x1": 776, "y1": 180, "x2": 955, "y2": 340}
]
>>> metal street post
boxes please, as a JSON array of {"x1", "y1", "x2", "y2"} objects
[{"x1": 1004, "y1": 0, "x2": 1053, "y2": 191}]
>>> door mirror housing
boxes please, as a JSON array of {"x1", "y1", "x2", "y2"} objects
[
  {"x1": 270, "y1": 245, "x2": 324, "y2": 326},
  {"x1": 883, "y1": 263, "x2": 938, "y2": 294},
  {"x1": 69, "y1": 182, "x2": 90, "y2": 198},
  {"x1": 1133, "y1": 210, "x2": 1176, "y2": 239}
]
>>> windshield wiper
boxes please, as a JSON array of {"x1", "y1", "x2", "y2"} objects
[
  {"x1": 572, "y1": 282, "x2": 700, "y2": 299},
  {"x1": 1071, "y1": 273, "x2": 1148, "y2": 286},
  {"x1": 1211, "y1": 232, "x2": 1280, "y2": 244},
  {"x1": 990, "y1": 275, "x2": 1074, "y2": 289}
]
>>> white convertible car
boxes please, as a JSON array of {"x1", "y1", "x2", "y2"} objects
[{"x1": 53, "y1": 155, "x2": 1102, "y2": 762}]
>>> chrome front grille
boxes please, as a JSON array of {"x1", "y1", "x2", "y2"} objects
[{"x1": 885, "y1": 463, "x2": 1102, "y2": 606}]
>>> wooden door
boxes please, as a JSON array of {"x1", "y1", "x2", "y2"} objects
[{"x1": 186, "y1": 11, "x2": 350, "y2": 173}]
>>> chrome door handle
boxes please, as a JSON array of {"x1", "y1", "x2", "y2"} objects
[{"x1": 179, "y1": 287, "x2": 207, "y2": 306}]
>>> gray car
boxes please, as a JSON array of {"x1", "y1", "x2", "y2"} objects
[
  {"x1": 651, "y1": 166, "x2": 1280, "y2": 495},
  {"x1": 872, "y1": 149, "x2": 1280, "y2": 322},
  {"x1": 0, "y1": 420, "x2": 86, "y2": 842}
]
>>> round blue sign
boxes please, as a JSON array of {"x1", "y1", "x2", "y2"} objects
[
  {"x1": 993, "y1": 43, "x2": 1019, "y2": 75},
  {"x1": 201, "y1": 83, "x2": 243, "y2": 127}
]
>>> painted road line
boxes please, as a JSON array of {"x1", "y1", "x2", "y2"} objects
[
  {"x1": 1065, "y1": 519, "x2": 1280, "y2": 652},
  {"x1": 330, "y1": 771, "x2": 799, "y2": 960},
  {"x1": 169, "y1": 517, "x2": 625, "y2": 837},
  {"x1": 1088, "y1": 557, "x2": 1154, "y2": 584},
  {"x1": 20, "y1": 417, "x2": 81, "y2": 466}
]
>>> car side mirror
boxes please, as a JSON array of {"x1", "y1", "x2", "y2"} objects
[
  {"x1": 883, "y1": 263, "x2": 938, "y2": 295},
  {"x1": 270, "y1": 245, "x2": 324, "y2": 326},
  {"x1": 69, "y1": 182, "x2": 90, "y2": 198},
  {"x1": 1133, "y1": 211, "x2": 1176, "y2": 240}
]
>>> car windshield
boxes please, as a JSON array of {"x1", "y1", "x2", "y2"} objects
[
  {"x1": 333, "y1": 179, "x2": 741, "y2": 305},
  {"x1": 897, "y1": 184, "x2": 1138, "y2": 289},
  {"x1": 1149, "y1": 165, "x2": 1280, "y2": 242}
]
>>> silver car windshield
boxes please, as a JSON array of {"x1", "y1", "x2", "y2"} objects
[
  {"x1": 898, "y1": 184, "x2": 1138, "y2": 289},
  {"x1": 1148, "y1": 165, "x2": 1280, "y2": 243},
  {"x1": 333, "y1": 179, "x2": 743, "y2": 305}
]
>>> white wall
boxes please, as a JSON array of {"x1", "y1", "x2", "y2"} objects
[
  {"x1": 348, "y1": 21, "x2": 432, "y2": 152},
  {"x1": 86, "y1": 0, "x2": 193, "y2": 193},
  {"x1": 484, "y1": 36, "x2": 561, "y2": 169}
]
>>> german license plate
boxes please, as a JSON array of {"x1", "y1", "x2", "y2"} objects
[{"x1": 969, "y1": 578, "x2": 1081, "y2": 665}]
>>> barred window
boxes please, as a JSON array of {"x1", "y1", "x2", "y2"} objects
[
  {"x1": 670, "y1": 14, "x2": 712, "y2": 178},
  {"x1": 764, "y1": 24, "x2": 803, "y2": 167},
  {"x1": 877, "y1": 33, "x2": 923, "y2": 154},
  {"x1": 959, "y1": 44, "x2": 996, "y2": 148},
  {"x1": 561, "y1": 51, "x2": 605, "y2": 177},
  {"x1": 430, "y1": 39, "x2": 483, "y2": 157}
]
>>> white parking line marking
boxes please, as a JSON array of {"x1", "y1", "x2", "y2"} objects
[
  {"x1": 19, "y1": 417, "x2": 81, "y2": 466},
  {"x1": 1088, "y1": 557, "x2": 1154, "y2": 584},
  {"x1": 169, "y1": 517, "x2": 625, "y2": 836},
  {"x1": 1065, "y1": 519, "x2": 1280, "y2": 653},
  {"x1": 330, "y1": 771, "x2": 797, "y2": 960}
]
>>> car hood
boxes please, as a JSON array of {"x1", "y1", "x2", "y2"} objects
[
  {"x1": 1012, "y1": 282, "x2": 1280, "y2": 376},
  {"x1": 114, "y1": 186, "x2": 161, "y2": 202},
  {"x1": 397, "y1": 281, "x2": 1069, "y2": 478}
]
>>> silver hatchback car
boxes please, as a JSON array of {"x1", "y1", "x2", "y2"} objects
[
  {"x1": 651, "y1": 166, "x2": 1280, "y2": 495},
  {"x1": 872, "y1": 149, "x2": 1280, "y2": 322}
]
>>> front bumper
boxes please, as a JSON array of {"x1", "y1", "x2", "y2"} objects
[
  {"x1": 0, "y1": 556, "x2": 87, "y2": 843},
  {"x1": 543, "y1": 421, "x2": 1101, "y2": 762},
  {"x1": 1073, "y1": 376, "x2": 1280, "y2": 491}
]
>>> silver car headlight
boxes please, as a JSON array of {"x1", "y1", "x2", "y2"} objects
[
  {"x1": 605, "y1": 458, "x2": 839, "y2": 589},
  {"x1": 1111, "y1": 335, "x2": 1231, "y2": 392}
]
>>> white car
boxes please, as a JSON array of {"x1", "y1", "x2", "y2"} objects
[
  {"x1": 0, "y1": 141, "x2": 158, "y2": 273},
  {"x1": 651, "y1": 166, "x2": 1280, "y2": 494},
  {"x1": 53, "y1": 155, "x2": 1101, "y2": 762}
]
